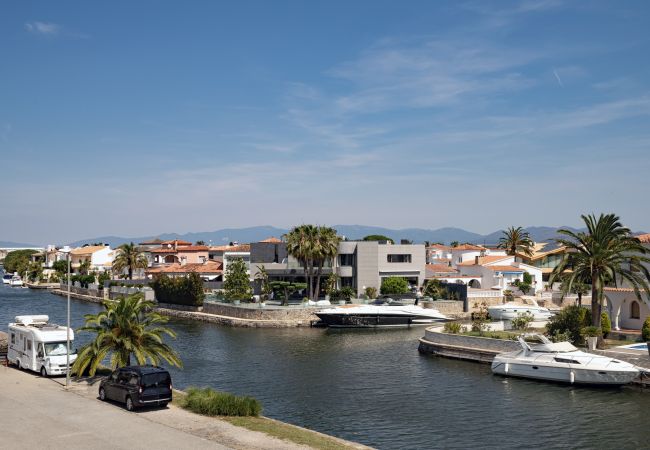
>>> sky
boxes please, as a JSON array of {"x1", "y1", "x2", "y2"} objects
[{"x1": 1, "y1": 0, "x2": 650, "y2": 244}]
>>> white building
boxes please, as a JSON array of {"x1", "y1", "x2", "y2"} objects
[{"x1": 70, "y1": 245, "x2": 114, "y2": 273}]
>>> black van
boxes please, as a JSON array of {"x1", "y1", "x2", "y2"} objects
[{"x1": 99, "y1": 365, "x2": 172, "y2": 411}]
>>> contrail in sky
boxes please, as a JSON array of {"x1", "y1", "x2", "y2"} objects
[{"x1": 553, "y1": 69, "x2": 564, "y2": 87}]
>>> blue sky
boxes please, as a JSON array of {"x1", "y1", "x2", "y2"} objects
[{"x1": 1, "y1": 0, "x2": 649, "y2": 243}]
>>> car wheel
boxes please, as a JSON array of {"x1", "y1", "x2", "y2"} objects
[
  {"x1": 99, "y1": 388, "x2": 106, "y2": 401},
  {"x1": 125, "y1": 396, "x2": 134, "y2": 412},
  {"x1": 160, "y1": 402, "x2": 169, "y2": 408},
  {"x1": 40, "y1": 366, "x2": 48, "y2": 377}
]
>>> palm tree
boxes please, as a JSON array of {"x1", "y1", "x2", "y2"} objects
[
  {"x1": 284, "y1": 225, "x2": 341, "y2": 300},
  {"x1": 112, "y1": 242, "x2": 149, "y2": 280},
  {"x1": 498, "y1": 226, "x2": 534, "y2": 257},
  {"x1": 549, "y1": 213, "x2": 650, "y2": 335},
  {"x1": 72, "y1": 294, "x2": 182, "y2": 376},
  {"x1": 450, "y1": 241, "x2": 459, "y2": 248}
]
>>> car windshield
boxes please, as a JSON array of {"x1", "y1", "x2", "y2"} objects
[
  {"x1": 44, "y1": 342, "x2": 70, "y2": 356},
  {"x1": 141, "y1": 372, "x2": 171, "y2": 388}
]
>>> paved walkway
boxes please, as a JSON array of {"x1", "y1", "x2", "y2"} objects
[{"x1": 0, "y1": 366, "x2": 310, "y2": 450}]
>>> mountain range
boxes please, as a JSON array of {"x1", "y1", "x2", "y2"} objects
[{"x1": 52, "y1": 224, "x2": 591, "y2": 248}]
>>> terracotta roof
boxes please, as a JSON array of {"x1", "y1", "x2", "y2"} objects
[
  {"x1": 452, "y1": 244, "x2": 485, "y2": 251},
  {"x1": 209, "y1": 244, "x2": 251, "y2": 252},
  {"x1": 636, "y1": 233, "x2": 650, "y2": 243},
  {"x1": 489, "y1": 265, "x2": 524, "y2": 272},
  {"x1": 458, "y1": 255, "x2": 511, "y2": 266},
  {"x1": 70, "y1": 245, "x2": 108, "y2": 256},
  {"x1": 603, "y1": 287, "x2": 637, "y2": 292},
  {"x1": 150, "y1": 245, "x2": 209, "y2": 253},
  {"x1": 139, "y1": 238, "x2": 164, "y2": 245},
  {"x1": 147, "y1": 261, "x2": 223, "y2": 274},
  {"x1": 426, "y1": 264, "x2": 458, "y2": 273},
  {"x1": 432, "y1": 275, "x2": 479, "y2": 278},
  {"x1": 427, "y1": 244, "x2": 451, "y2": 251},
  {"x1": 260, "y1": 237, "x2": 282, "y2": 243},
  {"x1": 160, "y1": 240, "x2": 193, "y2": 246}
]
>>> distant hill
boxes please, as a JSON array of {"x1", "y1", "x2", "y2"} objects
[
  {"x1": 64, "y1": 224, "x2": 607, "y2": 248},
  {"x1": 0, "y1": 240, "x2": 40, "y2": 248}
]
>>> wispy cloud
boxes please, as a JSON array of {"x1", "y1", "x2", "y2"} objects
[{"x1": 25, "y1": 21, "x2": 61, "y2": 36}]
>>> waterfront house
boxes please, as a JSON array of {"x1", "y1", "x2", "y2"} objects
[
  {"x1": 70, "y1": 245, "x2": 114, "y2": 273},
  {"x1": 602, "y1": 233, "x2": 650, "y2": 331},
  {"x1": 146, "y1": 260, "x2": 223, "y2": 281},
  {"x1": 250, "y1": 239, "x2": 426, "y2": 298},
  {"x1": 426, "y1": 244, "x2": 452, "y2": 264},
  {"x1": 515, "y1": 242, "x2": 568, "y2": 284},
  {"x1": 208, "y1": 243, "x2": 251, "y2": 279},
  {"x1": 450, "y1": 244, "x2": 507, "y2": 266},
  {"x1": 456, "y1": 254, "x2": 544, "y2": 293},
  {"x1": 150, "y1": 240, "x2": 209, "y2": 266}
]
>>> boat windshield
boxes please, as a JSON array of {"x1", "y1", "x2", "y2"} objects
[{"x1": 44, "y1": 341, "x2": 71, "y2": 356}]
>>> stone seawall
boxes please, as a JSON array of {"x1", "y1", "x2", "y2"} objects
[
  {"x1": 418, "y1": 327, "x2": 521, "y2": 363},
  {"x1": 156, "y1": 308, "x2": 315, "y2": 328},
  {"x1": 203, "y1": 302, "x2": 320, "y2": 323}
]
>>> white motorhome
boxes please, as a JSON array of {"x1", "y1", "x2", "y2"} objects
[{"x1": 7, "y1": 315, "x2": 77, "y2": 376}]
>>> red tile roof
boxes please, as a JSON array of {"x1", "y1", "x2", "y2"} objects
[
  {"x1": 160, "y1": 240, "x2": 193, "y2": 246},
  {"x1": 636, "y1": 233, "x2": 650, "y2": 243},
  {"x1": 457, "y1": 255, "x2": 511, "y2": 266},
  {"x1": 603, "y1": 287, "x2": 636, "y2": 292},
  {"x1": 452, "y1": 244, "x2": 485, "y2": 251},
  {"x1": 150, "y1": 245, "x2": 209, "y2": 253},
  {"x1": 489, "y1": 265, "x2": 524, "y2": 272},
  {"x1": 260, "y1": 237, "x2": 282, "y2": 243},
  {"x1": 147, "y1": 261, "x2": 223, "y2": 274},
  {"x1": 209, "y1": 244, "x2": 251, "y2": 252},
  {"x1": 427, "y1": 244, "x2": 451, "y2": 251},
  {"x1": 426, "y1": 263, "x2": 458, "y2": 273}
]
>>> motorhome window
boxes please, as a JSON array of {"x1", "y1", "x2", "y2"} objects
[
  {"x1": 27, "y1": 340, "x2": 32, "y2": 351},
  {"x1": 142, "y1": 372, "x2": 171, "y2": 388},
  {"x1": 44, "y1": 342, "x2": 69, "y2": 356},
  {"x1": 10, "y1": 333, "x2": 15, "y2": 344}
]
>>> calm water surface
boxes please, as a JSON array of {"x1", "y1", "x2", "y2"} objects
[{"x1": 1, "y1": 284, "x2": 649, "y2": 449}]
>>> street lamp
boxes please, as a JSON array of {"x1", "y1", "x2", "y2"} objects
[{"x1": 61, "y1": 245, "x2": 72, "y2": 388}]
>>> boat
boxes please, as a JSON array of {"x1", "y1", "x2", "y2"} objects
[
  {"x1": 9, "y1": 275, "x2": 23, "y2": 287},
  {"x1": 315, "y1": 301, "x2": 448, "y2": 328},
  {"x1": 491, "y1": 333, "x2": 640, "y2": 385},
  {"x1": 2, "y1": 273, "x2": 13, "y2": 284},
  {"x1": 487, "y1": 302, "x2": 553, "y2": 321}
]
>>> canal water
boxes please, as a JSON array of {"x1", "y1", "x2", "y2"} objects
[{"x1": 2, "y1": 285, "x2": 649, "y2": 449}]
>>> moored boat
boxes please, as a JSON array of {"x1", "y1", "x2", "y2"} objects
[
  {"x1": 491, "y1": 333, "x2": 640, "y2": 385},
  {"x1": 9, "y1": 275, "x2": 23, "y2": 287},
  {"x1": 316, "y1": 301, "x2": 448, "y2": 328},
  {"x1": 487, "y1": 303, "x2": 553, "y2": 321}
]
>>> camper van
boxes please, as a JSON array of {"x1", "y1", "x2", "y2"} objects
[{"x1": 7, "y1": 315, "x2": 77, "y2": 376}]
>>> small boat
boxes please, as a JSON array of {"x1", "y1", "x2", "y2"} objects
[
  {"x1": 315, "y1": 301, "x2": 448, "y2": 328},
  {"x1": 491, "y1": 333, "x2": 640, "y2": 385},
  {"x1": 488, "y1": 302, "x2": 553, "y2": 321},
  {"x1": 9, "y1": 275, "x2": 23, "y2": 287},
  {"x1": 2, "y1": 273, "x2": 13, "y2": 285}
]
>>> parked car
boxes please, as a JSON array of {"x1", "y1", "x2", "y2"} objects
[{"x1": 99, "y1": 365, "x2": 172, "y2": 411}]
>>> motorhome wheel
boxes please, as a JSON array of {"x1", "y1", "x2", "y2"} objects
[{"x1": 40, "y1": 366, "x2": 47, "y2": 377}]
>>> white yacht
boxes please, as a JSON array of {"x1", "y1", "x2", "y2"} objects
[
  {"x1": 9, "y1": 275, "x2": 23, "y2": 287},
  {"x1": 2, "y1": 273, "x2": 13, "y2": 284},
  {"x1": 491, "y1": 334, "x2": 640, "y2": 385},
  {"x1": 488, "y1": 303, "x2": 553, "y2": 321},
  {"x1": 316, "y1": 301, "x2": 448, "y2": 328}
]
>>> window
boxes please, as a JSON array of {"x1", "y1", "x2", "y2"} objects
[
  {"x1": 27, "y1": 340, "x2": 32, "y2": 351},
  {"x1": 387, "y1": 254, "x2": 412, "y2": 263},
  {"x1": 340, "y1": 277, "x2": 354, "y2": 287},
  {"x1": 10, "y1": 333, "x2": 15, "y2": 345},
  {"x1": 631, "y1": 301, "x2": 640, "y2": 319},
  {"x1": 339, "y1": 254, "x2": 355, "y2": 266}
]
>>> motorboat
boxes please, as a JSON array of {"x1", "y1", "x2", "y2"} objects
[
  {"x1": 488, "y1": 302, "x2": 553, "y2": 321},
  {"x1": 315, "y1": 301, "x2": 448, "y2": 328},
  {"x1": 2, "y1": 273, "x2": 13, "y2": 285},
  {"x1": 9, "y1": 275, "x2": 23, "y2": 287},
  {"x1": 491, "y1": 333, "x2": 640, "y2": 385}
]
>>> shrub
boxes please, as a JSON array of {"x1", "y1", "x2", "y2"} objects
[
  {"x1": 546, "y1": 305, "x2": 590, "y2": 344},
  {"x1": 423, "y1": 280, "x2": 442, "y2": 300},
  {"x1": 511, "y1": 311, "x2": 534, "y2": 331},
  {"x1": 151, "y1": 272, "x2": 205, "y2": 306},
  {"x1": 340, "y1": 286, "x2": 356, "y2": 300},
  {"x1": 581, "y1": 326, "x2": 602, "y2": 341},
  {"x1": 380, "y1": 277, "x2": 409, "y2": 295},
  {"x1": 642, "y1": 317, "x2": 650, "y2": 342},
  {"x1": 181, "y1": 387, "x2": 262, "y2": 417},
  {"x1": 364, "y1": 286, "x2": 377, "y2": 299},
  {"x1": 601, "y1": 313, "x2": 611, "y2": 338},
  {"x1": 223, "y1": 257, "x2": 252, "y2": 301},
  {"x1": 471, "y1": 302, "x2": 490, "y2": 335},
  {"x1": 503, "y1": 290, "x2": 514, "y2": 302},
  {"x1": 443, "y1": 322, "x2": 462, "y2": 334}
]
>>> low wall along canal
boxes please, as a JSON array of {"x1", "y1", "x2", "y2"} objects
[{"x1": 2, "y1": 284, "x2": 650, "y2": 449}]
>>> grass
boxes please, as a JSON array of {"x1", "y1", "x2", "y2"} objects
[
  {"x1": 462, "y1": 330, "x2": 520, "y2": 340},
  {"x1": 173, "y1": 390, "x2": 358, "y2": 450},
  {"x1": 180, "y1": 386, "x2": 261, "y2": 417}
]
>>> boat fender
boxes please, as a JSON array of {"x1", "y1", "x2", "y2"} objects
[{"x1": 570, "y1": 370, "x2": 575, "y2": 384}]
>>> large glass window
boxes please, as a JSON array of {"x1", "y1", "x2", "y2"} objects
[
  {"x1": 45, "y1": 342, "x2": 70, "y2": 356},
  {"x1": 387, "y1": 254, "x2": 412, "y2": 263},
  {"x1": 339, "y1": 254, "x2": 355, "y2": 266}
]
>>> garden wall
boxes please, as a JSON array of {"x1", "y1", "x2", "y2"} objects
[{"x1": 202, "y1": 302, "x2": 320, "y2": 322}]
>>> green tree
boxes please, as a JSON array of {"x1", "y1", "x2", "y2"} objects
[
  {"x1": 362, "y1": 235, "x2": 394, "y2": 244},
  {"x1": 78, "y1": 258, "x2": 91, "y2": 275},
  {"x1": 549, "y1": 213, "x2": 650, "y2": 343},
  {"x1": 150, "y1": 273, "x2": 205, "y2": 306},
  {"x1": 284, "y1": 225, "x2": 341, "y2": 300},
  {"x1": 112, "y1": 242, "x2": 148, "y2": 280},
  {"x1": 223, "y1": 257, "x2": 251, "y2": 301},
  {"x1": 498, "y1": 226, "x2": 534, "y2": 257},
  {"x1": 559, "y1": 273, "x2": 590, "y2": 306},
  {"x1": 269, "y1": 281, "x2": 307, "y2": 305},
  {"x1": 423, "y1": 279, "x2": 442, "y2": 299},
  {"x1": 52, "y1": 260, "x2": 68, "y2": 277},
  {"x1": 26, "y1": 261, "x2": 43, "y2": 282},
  {"x1": 72, "y1": 294, "x2": 182, "y2": 376},
  {"x1": 196, "y1": 240, "x2": 206, "y2": 245},
  {"x1": 450, "y1": 241, "x2": 459, "y2": 248},
  {"x1": 3, "y1": 249, "x2": 37, "y2": 275},
  {"x1": 380, "y1": 277, "x2": 409, "y2": 295}
]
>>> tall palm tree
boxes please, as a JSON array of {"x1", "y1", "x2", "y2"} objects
[
  {"x1": 498, "y1": 226, "x2": 534, "y2": 257},
  {"x1": 284, "y1": 225, "x2": 340, "y2": 300},
  {"x1": 112, "y1": 242, "x2": 149, "y2": 280},
  {"x1": 72, "y1": 294, "x2": 182, "y2": 376},
  {"x1": 549, "y1": 213, "x2": 650, "y2": 333}
]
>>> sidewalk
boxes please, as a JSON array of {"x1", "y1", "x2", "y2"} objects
[{"x1": 0, "y1": 366, "x2": 312, "y2": 450}]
